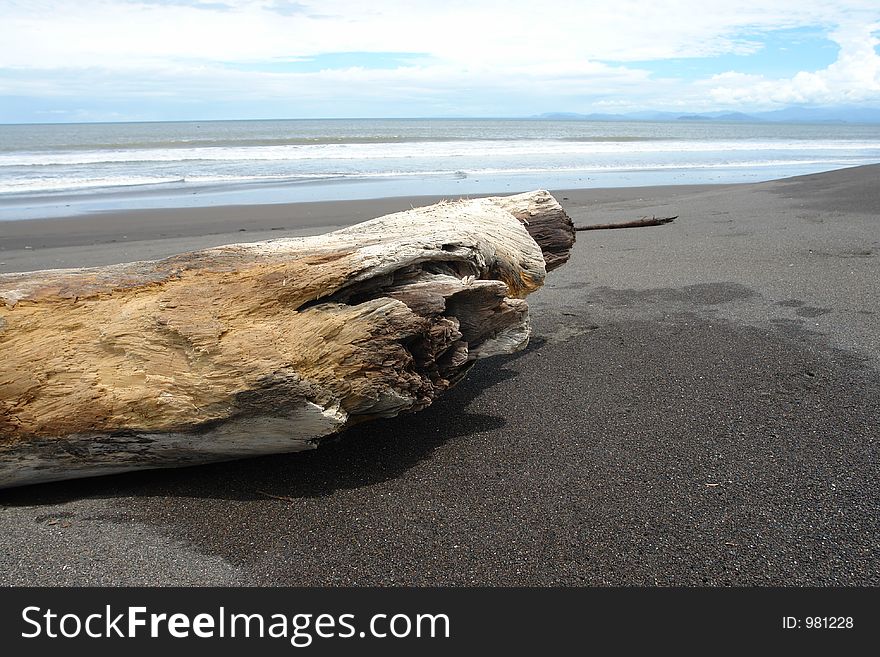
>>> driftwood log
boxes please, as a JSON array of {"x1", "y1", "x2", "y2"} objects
[{"x1": 0, "y1": 190, "x2": 574, "y2": 487}]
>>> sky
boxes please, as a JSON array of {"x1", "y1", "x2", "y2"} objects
[{"x1": 1, "y1": 0, "x2": 879, "y2": 122}]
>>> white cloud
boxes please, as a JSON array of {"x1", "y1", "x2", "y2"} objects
[
  {"x1": 705, "y1": 21, "x2": 880, "y2": 107},
  {"x1": 1, "y1": 0, "x2": 879, "y2": 117},
  {"x1": 5, "y1": 0, "x2": 878, "y2": 67},
  {"x1": 0, "y1": 2, "x2": 823, "y2": 64}
]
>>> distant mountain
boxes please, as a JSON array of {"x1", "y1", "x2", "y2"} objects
[
  {"x1": 531, "y1": 106, "x2": 880, "y2": 124},
  {"x1": 532, "y1": 110, "x2": 763, "y2": 122},
  {"x1": 677, "y1": 112, "x2": 762, "y2": 121},
  {"x1": 622, "y1": 111, "x2": 682, "y2": 121},
  {"x1": 752, "y1": 106, "x2": 880, "y2": 123},
  {"x1": 533, "y1": 112, "x2": 628, "y2": 120}
]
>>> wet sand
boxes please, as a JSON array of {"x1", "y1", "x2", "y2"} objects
[{"x1": 0, "y1": 165, "x2": 878, "y2": 585}]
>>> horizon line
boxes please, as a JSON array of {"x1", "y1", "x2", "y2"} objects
[{"x1": 4, "y1": 112, "x2": 880, "y2": 128}]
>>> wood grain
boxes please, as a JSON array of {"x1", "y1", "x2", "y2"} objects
[{"x1": 0, "y1": 190, "x2": 574, "y2": 487}]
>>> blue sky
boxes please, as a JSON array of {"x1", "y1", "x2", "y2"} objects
[
  {"x1": 1, "y1": 0, "x2": 879, "y2": 123},
  {"x1": 621, "y1": 27, "x2": 840, "y2": 78}
]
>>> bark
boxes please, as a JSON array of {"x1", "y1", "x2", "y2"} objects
[{"x1": 0, "y1": 190, "x2": 574, "y2": 487}]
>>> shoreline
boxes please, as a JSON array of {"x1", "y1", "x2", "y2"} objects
[
  {"x1": 0, "y1": 182, "x2": 725, "y2": 273},
  {"x1": 1, "y1": 160, "x2": 874, "y2": 223}
]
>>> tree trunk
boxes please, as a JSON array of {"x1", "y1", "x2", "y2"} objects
[{"x1": 0, "y1": 190, "x2": 574, "y2": 487}]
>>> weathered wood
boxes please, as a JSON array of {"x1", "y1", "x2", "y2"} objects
[
  {"x1": 0, "y1": 190, "x2": 574, "y2": 487},
  {"x1": 575, "y1": 215, "x2": 677, "y2": 231}
]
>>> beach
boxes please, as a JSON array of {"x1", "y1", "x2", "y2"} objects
[{"x1": 0, "y1": 164, "x2": 878, "y2": 585}]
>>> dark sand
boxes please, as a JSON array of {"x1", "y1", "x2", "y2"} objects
[{"x1": 0, "y1": 165, "x2": 878, "y2": 585}]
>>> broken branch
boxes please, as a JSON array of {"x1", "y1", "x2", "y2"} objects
[{"x1": 575, "y1": 215, "x2": 677, "y2": 231}]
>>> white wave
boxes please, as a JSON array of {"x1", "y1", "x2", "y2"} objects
[
  {"x1": 3, "y1": 139, "x2": 880, "y2": 168},
  {"x1": 1, "y1": 158, "x2": 870, "y2": 195},
  {"x1": 0, "y1": 175, "x2": 188, "y2": 194}
]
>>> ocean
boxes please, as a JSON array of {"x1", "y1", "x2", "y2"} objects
[{"x1": 1, "y1": 118, "x2": 879, "y2": 219}]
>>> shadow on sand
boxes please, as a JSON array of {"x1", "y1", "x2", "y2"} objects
[{"x1": 0, "y1": 338, "x2": 547, "y2": 507}]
